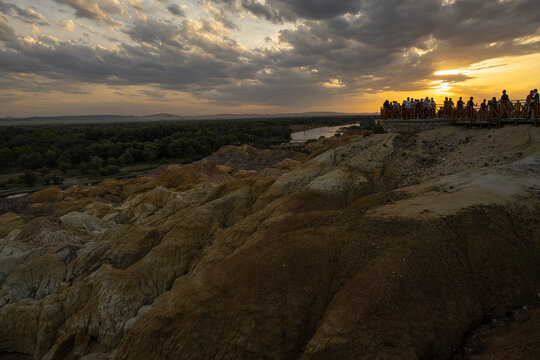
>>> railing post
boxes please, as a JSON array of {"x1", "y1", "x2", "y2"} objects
[
  {"x1": 534, "y1": 101, "x2": 540, "y2": 127},
  {"x1": 498, "y1": 103, "x2": 502, "y2": 128}
]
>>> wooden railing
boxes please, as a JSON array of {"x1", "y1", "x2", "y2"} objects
[{"x1": 381, "y1": 100, "x2": 540, "y2": 128}]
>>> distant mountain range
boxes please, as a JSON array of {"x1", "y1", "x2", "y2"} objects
[{"x1": 0, "y1": 112, "x2": 376, "y2": 126}]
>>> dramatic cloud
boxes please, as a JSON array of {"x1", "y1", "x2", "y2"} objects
[
  {"x1": 267, "y1": 0, "x2": 540, "y2": 89},
  {"x1": 166, "y1": 4, "x2": 185, "y2": 17},
  {"x1": 60, "y1": 19, "x2": 75, "y2": 32},
  {"x1": 51, "y1": 0, "x2": 125, "y2": 24},
  {"x1": 0, "y1": 1, "x2": 48, "y2": 25},
  {"x1": 0, "y1": 17, "x2": 15, "y2": 41},
  {"x1": 124, "y1": 19, "x2": 183, "y2": 46},
  {"x1": 210, "y1": 0, "x2": 361, "y2": 22},
  {"x1": 1, "y1": 0, "x2": 540, "y2": 115}
]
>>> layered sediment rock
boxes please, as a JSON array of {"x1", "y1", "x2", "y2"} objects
[{"x1": 1, "y1": 126, "x2": 539, "y2": 359}]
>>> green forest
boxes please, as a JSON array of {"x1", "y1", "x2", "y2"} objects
[{"x1": 0, "y1": 115, "x2": 376, "y2": 188}]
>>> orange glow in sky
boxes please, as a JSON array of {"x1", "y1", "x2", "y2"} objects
[
  {"x1": 350, "y1": 53, "x2": 540, "y2": 113},
  {"x1": 0, "y1": 0, "x2": 539, "y2": 117}
]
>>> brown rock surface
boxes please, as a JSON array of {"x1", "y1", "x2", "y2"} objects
[
  {"x1": 453, "y1": 304, "x2": 540, "y2": 360},
  {"x1": 205, "y1": 144, "x2": 308, "y2": 170},
  {"x1": 0, "y1": 126, "x2": 539, "y2": 359}
]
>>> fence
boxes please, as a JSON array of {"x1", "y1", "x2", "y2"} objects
[{"x1": 380, "y1": 100, "x2": 540, "y2": 128}]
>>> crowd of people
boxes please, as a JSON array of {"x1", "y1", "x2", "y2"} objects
[{"x1": 382, "y1": 89, "x2": 539, "y2": 120}]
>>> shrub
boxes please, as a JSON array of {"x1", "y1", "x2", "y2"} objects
[
  {"x1": 106, "y1": 165, "x2": 120, "y2": 175},
  {"x1": 20, "y1": 170, "x2": 37, "y2": 187},
  {"x1": 18, "y1": 152, "x2": 43, "y2": 170},
  {"x1": 52, "y1": 175, "x2": 64, "y2": 184},
  {"x1": 88, "y1": 156, "x2": 104, "y2": 176},
  {"x1": 58, "y1": 162, "x2": 70, "y2": 174},
  {"x1": 79, "y1": 161, "x2": 89, "y2": 173},
  {"x1": 40, "y1": 167, "x2": 51, "y2": 177}
]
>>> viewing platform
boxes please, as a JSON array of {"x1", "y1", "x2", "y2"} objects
[{"x1": 380, "y1": 100, "x2": 539, "y2": 133}]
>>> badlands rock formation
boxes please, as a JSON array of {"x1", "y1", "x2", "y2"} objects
[{"x1": 0, "y1": 126, "x2": 539, "y2": 359}]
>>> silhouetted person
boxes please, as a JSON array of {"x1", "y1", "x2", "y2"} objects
[
  {"x1": 525, "y1": 90, "x2": 533, "y2": 119},
  {"x1": 488, "y1": 97, "x2": 497, "y2": 109},
  {"x1": 500, "y1": 90, "x2": 510, "y2": 118},
  {"x1": 467, "y1": 97, "x2": 476, "y2": 108},
  {"x1": 457, "y1": 97, "x2": 464, "y2": 109},
  {"x1": 500, "y1": 90, "x2": 510, "y2": 104},
  {"x1": 530, "y1": 89, "x2": 539, "y2": 119},
  {"x1": 404, "y1": 97, "x2": 412, "y2": 119},
  {"x1": 480, "y1": 99, "x2": 487, "y2": 111},
  {"x1": 526, "y1": 90, "x2": 533, "y2": 105}
]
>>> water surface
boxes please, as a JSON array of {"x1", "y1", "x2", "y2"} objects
[{"x1": 290, "y1": 123, "x2": 361, "y2": 142}]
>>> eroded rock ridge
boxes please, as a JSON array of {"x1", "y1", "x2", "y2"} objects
[{"x1": 1, "y1": 126, "x2": 539, "y2": 359}]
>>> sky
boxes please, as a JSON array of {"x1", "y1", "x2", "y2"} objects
[{"x1": 0, "y1": 0, "x2": 540, "y2": 117}]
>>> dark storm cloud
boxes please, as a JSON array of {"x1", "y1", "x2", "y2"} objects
[
  {"x1": 270, "y1": 0, "x2": 540, "y2": 51},
  {"x1": 267, "y1": 0, "x2": 540, "y2": 87},
  {"x1": 272, "y1": 0, "x2": 360, "y2": 20},
  {"x1": 166, "y1": 4, "x2": 185, "y2": 17},
  {"x1": 124, "y1": 19, "x2": 183, "y2": 47},
  {"x1": 211, "y1": 0, "x2": 360, "y2": 22},
  {"x1": 0, "y1": 1, "x2": 48, "y2": 25}
]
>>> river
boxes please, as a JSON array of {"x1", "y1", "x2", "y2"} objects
[{"x1": 290, "y1": 123, "x2": 361, "y2": 143}]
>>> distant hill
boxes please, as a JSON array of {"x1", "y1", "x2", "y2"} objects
[{"x1": 0, "y1": 112, "x2": 375, "y2": 126}]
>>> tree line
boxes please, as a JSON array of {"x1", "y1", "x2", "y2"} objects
[{"x1": 0, "y1": 116, "x2": 376, "y2": 186}]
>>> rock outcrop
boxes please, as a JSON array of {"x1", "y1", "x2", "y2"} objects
[
  {"x1": 204, "y1": 144, "x2": 308, "y2": 170},
  {"x1": 1, "y1": 126, "x2": 539, "y2": 359}
]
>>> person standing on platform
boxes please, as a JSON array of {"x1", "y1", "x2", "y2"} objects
[
  {"x1": 524, "y1": 90, "x2": 533, "y2": 118},
  {"x1": 481, "y1": 99, "x2": 487, "y2": 111},
  {"x1": 501, "y1": 90, "x2": 510, "y2": 104},
  {"x1": 530, "y1": 89, "x2": 539, "y2": 120},
  {"x1": 404, "y1": 97, "x2": 412, "y2": 119},
  {"x1": 500, "y1": 90, "x2": 510, "y2": 118}
]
